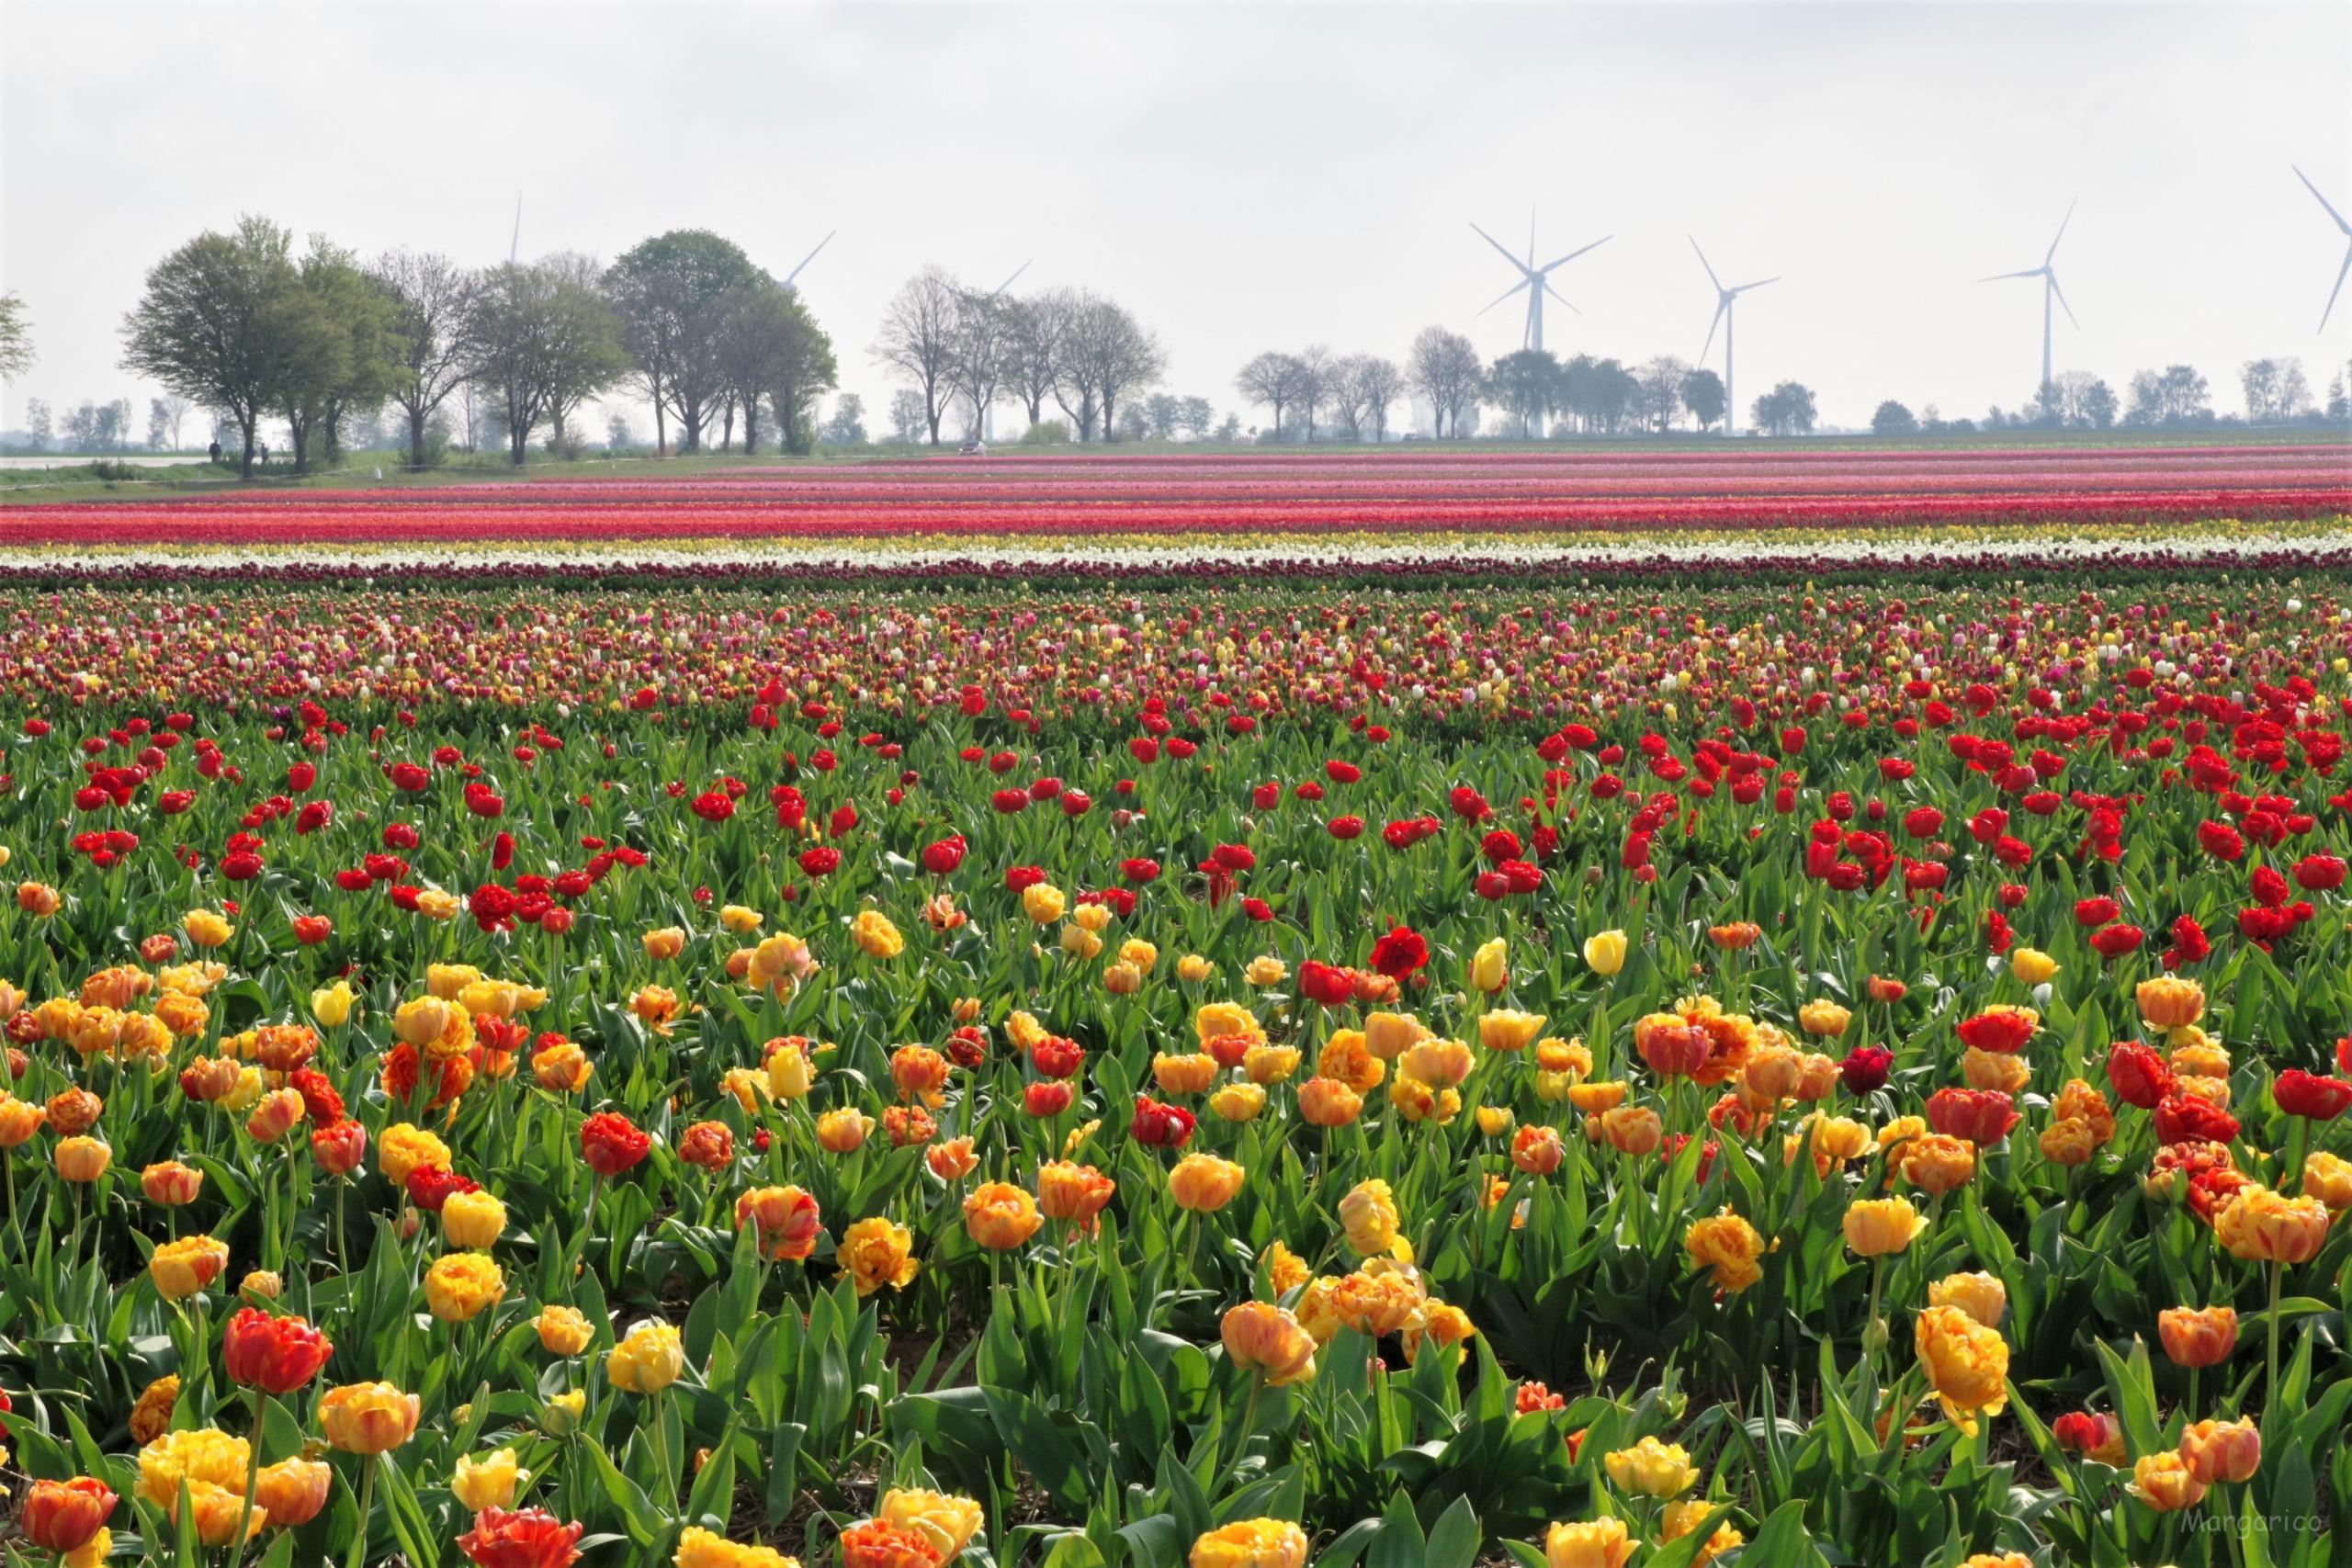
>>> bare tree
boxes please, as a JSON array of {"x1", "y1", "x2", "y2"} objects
[
  {"x1": 146, "y1": 393, "x2": 192, "y2": 450},
  {"x1": 371, "y1": 250, "x2": 477, "y2": 469},
  {"x1": 1325, "y1": 355, "x2": 1373, "y2": 440},
  {"x1": 871, "y1": 266, "x2": 962, "y2": 445},
  {"x1": 0, "y1": 292, "x2": 32, "y2": 380},
  {"x1": 1001, "y1": 288, "x2": 1073, "y2": 430},
  {"x1": 1353, "y1": 355, "x2": 1403, "y2": 441},
  {"x1": 947, "y1": 284, "x2": 1019, "y2": 441},
  {"x1": 1058, "y1": 293, "x2": 1163, "y2": 444},
  {"x1": 1634, "y1": 355, "x2": 1695, "y2": 434},
  {"x1": 1234, "y1": 352, "x2": 1305, "y2": 439},
  {"x1": 1293, "y1": 345, "x2": 1335, "y2": 441},
  {"x1": 1408, "y1": 326, "x2": 1482, "y2": 439},
  {"x1": 2240, "y1": 357, "x2": 2312, "y2": 423}
]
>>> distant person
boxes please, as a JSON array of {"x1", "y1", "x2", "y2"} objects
[
  {"x1": 208, "y1": 440, "x2": 220, "y2": 465},
  {"x1": 257, "y1": 443, "x2": 269, "y2": 467}
]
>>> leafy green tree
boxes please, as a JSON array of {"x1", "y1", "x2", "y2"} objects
[
  {"x1": 820, "y1": 392, "x2": 867, "y2": 447},
  {"x1": 606, "y1": 230, "x2": 762, "y2": 454},
  {"x1": 1871, "y1": 400, "x2": 1917, "y2": 436},
  {"x1": 1751, "y1": 380, "x2": 1818, "y2": 436},
  {"x1": 464, "y1": 257, "x2": 630, "y2": 466},
  {"x1": 1680, "y1": 368, "x2": 1726, "y2": 433},
  {"x1": 276, "y1": 239, "x2": 401, "y2": 469},
  {"x1": 120, "y1": 214, "x2": 302, "y2": 478},
  {"x1": 1487, "y1": 348, "x2": 1559, "y2": 438}
]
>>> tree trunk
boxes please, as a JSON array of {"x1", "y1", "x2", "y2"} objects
[
  {"x1": 653, "y1": 396, "x2": 667, "y2": 457},
  {"x1": 240, "y1": 418, "x2": 256, "y2": 479},
  {"x1": 743, "y1": 395, "x2": 761, "y2": 454},
  {"x1": 409, "y1": 407, "x2": 428, "y2": 471}
]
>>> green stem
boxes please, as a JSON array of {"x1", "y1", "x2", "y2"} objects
[
  {"x1": 649, "y1": 1387, "x2": 673, "y2": 1505},
  {"x1": 1225, "y1": 1372, "x2": 1265, "y2": 1483},
  {"x1": 228, "y1": 1384, "x2": 264, "y2": 1567},
  {"x1": 1859, "y1": 1256, "x2": 1887, "y2": 1393},
  {"x1": 345, "y1": 1458, "x2": 378, "y2": 1568},
  {"x1": 2265, "y1": 1261, "x2": 2283, "y2": 1414}
]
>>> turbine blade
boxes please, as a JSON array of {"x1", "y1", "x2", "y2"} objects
[
  {"x1": 2049, "y1": 273, "x2": 2079, "y2": 330},
  {"x1": 1701, "y1": 299, "x2": 1725, "y2": 364},
  {"x1": 2295, "y1": 165, "x2": 2352, "y2": 236},
  {"x1": 2322, "y1": 243, "x2": 2352, "y2": 333},
  {"x1": 994, "y1": 260, "x2": 1031, "y2": 296},
  {"x1": 1689, "y1": 236, "x2": 1723, "y2": 291},
  {"x1": 1544, "y1": 279, "x2": 1581, "y2": 314},
  {"x1": 783, "y1": 231, "x2": 835, "y2": 287},
  {"x1": 1980, "y1": 269, "x2": 2041, "y2": 282},
  {"x1": 1476, "y1": 277, "x2": 1532, "y2": 317},
  {"x1": 1537, "y1": 235, "x2": 1611, "y2": 274},
  {"x1": 2044, "y1": 198, "x2": 2075, "y2": 266},
  {"x1": 1470, "y1": 220, "x2": 1534, "y2": 276},
  {"x1": 1735, "y1": 276, "x2": 1779, "y2": 292}
]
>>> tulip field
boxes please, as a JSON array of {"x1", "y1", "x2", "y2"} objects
[{"x1": 0, "y1": 443, "x2": 2350, "y2": 1568}]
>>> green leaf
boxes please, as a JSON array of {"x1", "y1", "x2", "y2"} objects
[{"x1": 1423, "y1": 1496, "x2": 1483, "y2": 1568}]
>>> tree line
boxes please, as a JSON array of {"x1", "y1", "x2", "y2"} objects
[
  {"x1": 115, "y1": 217, "x2": 835, "y2": 477},
  {"x1": 870, "y1": 268, "x2": 1170, "y2": 445},
  {"x1": 1872, "y1": 357, "x2": 2348, "y2": 436},
  {"x1": 1232, "y1": 331, "x2": 1815, "y2": 439}
]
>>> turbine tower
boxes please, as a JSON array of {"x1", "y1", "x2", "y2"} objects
[
  {"x1": 1469, "y1": 210, "x2": 1609, "y2": 355},
  {"x1": 1690, "y1": 238, "x2": 1777, "y2": 437},
  {"x1": 782, "y1": 231, "x2": 835, "y2": 291},
  {"x1": 1982, "y1": 201, "x2": 2078, "y2": 397},
  {"x1": 2291, "y1": 166, "x2": 2352, "y2": 333}
]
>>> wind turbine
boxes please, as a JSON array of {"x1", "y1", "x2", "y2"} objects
[
  {"x1": 508, "y1": 192, "x2": 522, "y2": 265},
  {"x1": 1981, "y1": 201, "x2": 2078, "y2": 396},
  {"x1": 975, "y1": 261, "x2": 1030, "y2": 441},
  {"x1": 782, "y1": 231, "x2": 835, "y2": 291},
  {"x1": 1469, "y1": 210, "x2": 1610, "y2": 356},
  {"x1": 2291, "y1": 166, "x2": 2352, "y2": 333},
  {"x1": 1690, "y1": 239, "x2": 1777, "y2": 437}
]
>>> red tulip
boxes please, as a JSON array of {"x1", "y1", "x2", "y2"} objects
[
  {"x1": 1839, "y1": 1045, "x2": 1893, "y2": 1094},
  {"x1": 21, "y1": 1476, "x2": 116, "y2": 1551},
  {"x1": 457, "y1": 1507, "x2": 585, "y2": 1568},
  {"x1": 2274, "y1": 1069, "x2": 2352, "y2": 1121},
  {"x1": 1925, "y1": 1088, "x2": 2019, "y2": 1145},
  {"x1": 580, "y1": 1111, "x2": 651, "y2": 1176},
  {"x1": 222, "y1": 1307, "x2": 334, "y2": 1393},
  {"x1": 1130, "y1": 1095, "x2": 1195, "y2": 1148},
  {"x1": 2154, "y1": 1094, "x2": 2240, "y2": 1147},
  {"x1": 1296, "y1": 961, "x2": 1353, "y2": 1007},
  {"x1": 311, "y1": 1118, "x2": 368, "y2": 1175},
  {"x1": 2106, "y1": 1042, "x2": 2175, "y2": 1110}
]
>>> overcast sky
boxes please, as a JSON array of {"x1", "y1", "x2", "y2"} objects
[{"x1": 5, "y1": 0, "x2": 2349, "y2": 441}]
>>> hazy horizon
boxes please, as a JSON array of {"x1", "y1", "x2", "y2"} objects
[{"x1": 6, "y1": 0, "x2": 2350, "y2": 443}]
